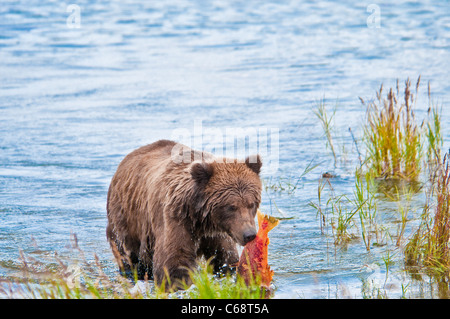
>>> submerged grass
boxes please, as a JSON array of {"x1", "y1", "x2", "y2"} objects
[
  {"x1": 0, "y1": 237, "x2": 267, "y2": 299},
  {"x1": 353, "y1": 172, "x2": 380, "y2": 251},
  {"x1": 330, "y1": 194, "x2": 359, "y2": 245},
  {"x1": 263, "y1": 158, "x2": 319, "y2": 196},
  {"x1": 425, "y1": 80, "x2": 443, "y2": 165},
  {"x1": 309, "y1": 173, "x2": 376, "y2": 247},
  {"x1": 0, "y1": 236, "x2": 148, "y2": 299},
  {"x1": 313, "y1": 97, "x2": 338, "y2": 167}
]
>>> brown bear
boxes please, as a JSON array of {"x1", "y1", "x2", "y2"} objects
[{"x1": 106, "y1": 139, "x2": 262, "y2": 289}]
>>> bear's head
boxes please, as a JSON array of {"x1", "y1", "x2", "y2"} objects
[{"x1": 190, "y1": 155, "x2": 262, "y2": 246}]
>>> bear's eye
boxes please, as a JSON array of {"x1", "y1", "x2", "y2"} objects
[
  {"x1": 226, "y1": 205, "x2": 237, "y2": 212},
  {"x1": 248, "y1": 203, "x2": 255, "y2": 209}
]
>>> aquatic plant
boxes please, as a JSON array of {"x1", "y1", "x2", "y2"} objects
[
  {"x1": 382, "y1": 250, "x2": 396, "y2": 286},
  {"x1": 313, "y1": 98, "x2": 338, "y2": 167},
  {"x1": 425, "y1": 83, "x2": 443, "y2": 172},
  {"x1": 361, "y1": 77, "x2": 423, "y2": 181},
  {"x1": 353, "y1": 172, "x2": 379, "y2": 251},
  {"x1": 405, "y1": 153, "x2": 450, "y2": 277},
  {"x1": 181, "y1": 261, "x2": 268, "y2": 299},
  {"x1": 395, "y1": 201, "x2": 410, "y2": 247},
  {"x1": 310, "y1": 172, "x2": 391, "y2": 250},
  {"x1": 0, "y1": 236, "x2": 267, "y2": 299},
  {"x1": 306, "y1": 77, "x2": 446, "y2": 296},
  {"x1": 309, "y1": 177, "x2": 362, "y2": 245},
  {"x1": 0, "y1": 236, "x2": 149, "y2": 299},
  {"x1": 263, "y1": 159, "x2": 318, "y2": 196},
  {"x1": 308, "y1": 176, "x2": 328, "y2": 235},
  {"x1": 331, "y1": 195, "x2": 360, "y2": 245}
]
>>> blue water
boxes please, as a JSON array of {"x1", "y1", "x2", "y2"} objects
[{"x1": 1, "y1": 0, "x2": 450, "y2": 298}]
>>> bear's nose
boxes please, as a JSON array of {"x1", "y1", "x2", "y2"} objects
[{"x1": 243, "y1": 230, "x2": 257, "y2": 245}]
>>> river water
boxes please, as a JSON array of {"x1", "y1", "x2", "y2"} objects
[{"x1": 1, "y1": 0, "x2": 450, "y2": 298}]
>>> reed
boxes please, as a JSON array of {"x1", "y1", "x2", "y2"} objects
[
  {"x1": 405, "y1": 153, "x2": 450, "y2": 277},
  {"x1": 362, "y1": 77, "x2": 423, "y2": 181}
]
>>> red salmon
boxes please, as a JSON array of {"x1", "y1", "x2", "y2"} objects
[{"x1": 237, "y1": 209, "x2": 279, "y2": 289}]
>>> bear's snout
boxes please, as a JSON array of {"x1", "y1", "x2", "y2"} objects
[{"x1": 243, "y1": 229, "x2": 257, "y2": 245}]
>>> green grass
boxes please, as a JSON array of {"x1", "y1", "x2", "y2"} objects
[
  {"x1": 0, "y1": 242, "x2": 268, "y2": 299},
  {"x1": 353, "y1": 171, "x2": 379, "y2": 251},
  {"x1": 330, "y1": 194, "x2": 359, "y2": 245},
  {"x1": 309, "y1": 174, "x2": 375, "y2": 246},
  {"x1": 180, "y1": 261, "x2": 268, "y2": 299},
  {"x1": 425, "y1": 83, "x2": 444, "y2": 174},
  {"x1": 310, "y1": 170, "x2": 391, "y2": 249},
  {"x1": 263, "y1": 158, "x2": 319, "y2": 196},
  {"x1": 313, "y1": 97, "x2": 338, "y2": 167},
  {"x1": 0, "y1": 241, "x2": 149, "y2": 299}
]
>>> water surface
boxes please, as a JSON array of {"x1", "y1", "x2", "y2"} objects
[{"x1": 1, "y1": 0, "x2": 450, "y2": 298}]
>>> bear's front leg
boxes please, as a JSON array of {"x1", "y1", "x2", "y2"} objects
[
  {"x1": 199, "y1": 234, "x2": 239, "y2": 274},
  {"x1": 152, "y1": 224, "x2": 197, "y2": 291}
]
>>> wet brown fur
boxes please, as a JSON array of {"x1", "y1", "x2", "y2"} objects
[{"x1": 106, "y1": 140, "x2": 262, "y2": 289}]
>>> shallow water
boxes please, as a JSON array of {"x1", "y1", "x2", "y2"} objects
[{"x1": 1, "y1": 0, "x2": 450, "y2": 298}]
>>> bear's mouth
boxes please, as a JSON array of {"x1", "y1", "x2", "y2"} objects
[{"x1": 226, "y1": 231, "x2": 245, "y2": 247}]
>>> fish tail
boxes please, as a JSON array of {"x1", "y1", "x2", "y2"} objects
[{"x1": 257, "y1": 209, "x2": 280, "y2": 232}]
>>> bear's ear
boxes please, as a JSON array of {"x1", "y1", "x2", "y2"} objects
[
  {"x1": 191, "y1": 161, "x2": 213, "y2": 185},
  {"x1": 245, "y1": 155, "x2": 262, "y2": 175}
]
